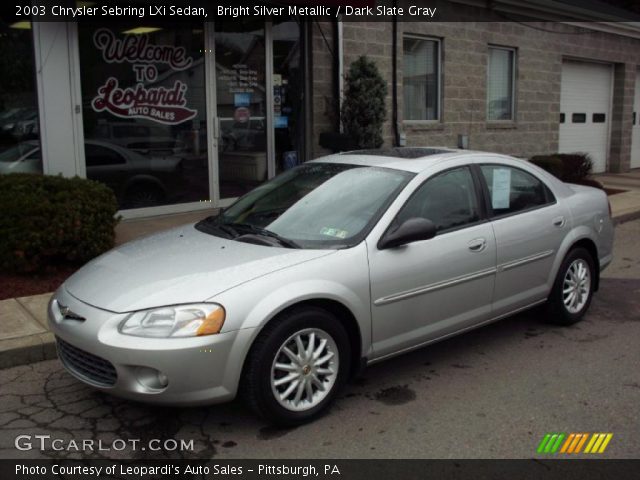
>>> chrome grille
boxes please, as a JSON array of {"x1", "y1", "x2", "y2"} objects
[{"x1": 56, "y1": 337, "x2": 117, "y2": 387}]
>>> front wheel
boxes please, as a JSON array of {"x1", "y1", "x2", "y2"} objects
[
  {"x1": 546, "y1": 247, "x2": 595, "y2": 325},
  {"x1": 241, "y1": 307, "x2": 351, "y2": 425}
]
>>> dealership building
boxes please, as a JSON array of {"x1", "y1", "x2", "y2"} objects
[{"x1": 1, "y1": 0, "x2": 640, "y2": 218}]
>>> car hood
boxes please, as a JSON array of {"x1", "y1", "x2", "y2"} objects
[{"x1": 64, "y1": 224, "x2": 334, "y2": 313}]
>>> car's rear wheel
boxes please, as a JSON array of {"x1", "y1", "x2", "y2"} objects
[
  {"x1": 241, "y1": 306, "x2": 350, "y2": 425},
  {"x1": 546, "y1": 247, "x2": 595, "y2": 325},
  {"x1": 124, "y1": 183, "x2": 164, "y2": 208}
]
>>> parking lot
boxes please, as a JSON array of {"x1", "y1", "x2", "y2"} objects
[{"x1": 1, "y1": 220, "x2": 638, "y2": 460}]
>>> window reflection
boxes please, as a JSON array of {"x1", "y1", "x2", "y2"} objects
[
  {"x1": 79, "y1": 21, "x2": 208, "y2": 209},
  {"x1": 0, "y1": 20, "x2": 41, "y2": 175}
]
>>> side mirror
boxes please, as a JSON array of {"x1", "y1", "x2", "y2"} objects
[{"x1": 378, "y1": 217, "x2": 437, "y2": 250}]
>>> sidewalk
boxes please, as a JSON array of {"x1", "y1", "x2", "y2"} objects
[
  {"x1": 2, "y1": 175, "x2": 640, "y2": 370},
  {"x1": 593, "y1": 169, "x2": 640, "y2": 224}
]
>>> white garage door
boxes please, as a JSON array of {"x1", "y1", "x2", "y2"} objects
[
  {"x1": 559, "y1": 60, "x2": 612, "y2": 173},
  {"x1": 631, "y1": 74, "x2": 640, "y2": 169}
]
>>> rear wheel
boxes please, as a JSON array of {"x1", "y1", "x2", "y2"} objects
[
  {"x1": 124, "y1": 183, "x2": 164, "y2": 208},
  {"x1": 241, "y1": 306, "x2": 350, "y2": 425},
  {"x1": 546, "y1": 247, "x2": 595, "y2": 325}
]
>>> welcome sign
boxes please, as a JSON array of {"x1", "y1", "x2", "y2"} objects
[{"x1": 90, "y1": 28, "x2": 197, "y2": 125}]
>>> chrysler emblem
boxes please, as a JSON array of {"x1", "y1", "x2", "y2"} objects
[{"x1": 57, "y1": 303, "x2": 84, "y2": 321}]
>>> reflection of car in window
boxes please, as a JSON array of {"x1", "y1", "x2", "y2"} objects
[
  {"x1": 0, "y1": 141, "x2": 42, "y2": 173},
  {"x1": 0, "y1": 140, "x2": 184, "y2": 209},
  {"x1": 0, "y1": 108, "x2": 39, "y2": 140},
  {"x1": 90, "y1": 121, "x2": 186, "y2": 158}
]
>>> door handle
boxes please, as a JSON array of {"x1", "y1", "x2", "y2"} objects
[
  {"x1": 212, "y1": 117, "x2": 220, "y2": 139},
  {"x1": 468, "y1": 238, "x2": 487, "y2": 252},
  {"x1": 553, "y1": 216, "x2": 566, "y2": 228}
]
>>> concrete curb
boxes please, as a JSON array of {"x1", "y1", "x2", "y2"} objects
[
  {"x1": 0, "y1": 333, "x2": 57, "y2": 369},
  {"x1": 613, "y1": 209, "x2": 640, "y2": 225},
  {"x1": 0, "y1": 294, "x2": 57, "y2": 370}
]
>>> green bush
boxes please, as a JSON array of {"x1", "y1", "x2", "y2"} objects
[
  {"x1": 530, "y1": 153, "x2": 593, "y2": 183},
  {"x1": 0, "y1": 173, "x2": 119, "y2": 273},
  {"x1": 529, "y1": 155, "x2": 563, "y2": 178},
  {"x1": 341, "y1": 56, "x2": 387, "y2": 149}
]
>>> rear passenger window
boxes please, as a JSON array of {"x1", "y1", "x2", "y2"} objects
[{"x1": 480, "y1": 165, "x2": 554, "y2": 216}]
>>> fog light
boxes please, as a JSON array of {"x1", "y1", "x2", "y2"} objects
[{"x1": 135, "y1": 366, "x2": 169, "y2": 391}]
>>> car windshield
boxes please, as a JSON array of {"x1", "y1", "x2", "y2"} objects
[{"x1": 197, "y1": 162, "x2": 413, "y2": 249}]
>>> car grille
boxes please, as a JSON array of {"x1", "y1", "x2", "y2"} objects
[{"x1": 56, "y1": 337, "x2": 117, "y2": 387}]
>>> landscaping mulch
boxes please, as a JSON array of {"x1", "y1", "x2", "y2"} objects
[
  {"x1": 0, "y1": 265, "x2": 78, "y2": 301},
  {"x1": 604, "y1": 187, "x2": 627, "y2": 196}
]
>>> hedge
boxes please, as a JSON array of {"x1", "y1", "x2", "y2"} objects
[
  {"x1": 529, "y1": 153, "x2": 593, "y2": 183},
  {"x1": 0, "y1": 173, "x2": 119, "y2": 273}
]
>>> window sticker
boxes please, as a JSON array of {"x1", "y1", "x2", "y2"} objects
[
  {"x1": 491, "y1": 168, "x2": 511, "y2": 209},
  {"x1": 320, "y1": 227, "x2": 348, "y2": 239}
]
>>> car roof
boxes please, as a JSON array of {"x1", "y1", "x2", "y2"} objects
[{"x1": 311, "y1": 147, "x2": 508, "y2": 173}]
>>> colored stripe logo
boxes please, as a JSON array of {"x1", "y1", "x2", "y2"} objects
[{"x1": 537, "y1": 433, "x2": 613, "y2": 454}]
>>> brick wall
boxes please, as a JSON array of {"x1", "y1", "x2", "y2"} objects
[{"x1": 310, "y1": 4, "x2": 640, "y2": 171}]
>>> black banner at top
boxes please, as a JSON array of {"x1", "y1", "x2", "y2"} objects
[{"x1": 2, "y1": 0, "x2": 640, "y2": 23}]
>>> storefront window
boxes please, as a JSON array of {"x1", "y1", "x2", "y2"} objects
[
  {"x1": 0, "y1": 20, "x2": 42, "y2": 175},
  {"x1": 78, "y1": 22, "x2": 208, "y2": 209}
]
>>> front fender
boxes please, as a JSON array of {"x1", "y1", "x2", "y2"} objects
[{"x1": 209, "y1": 244, "x2": 372, "y2": 362}]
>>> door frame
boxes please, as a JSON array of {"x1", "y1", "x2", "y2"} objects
[{"x1": 207, "y1": 20, "x2": 280, "y2": 208}]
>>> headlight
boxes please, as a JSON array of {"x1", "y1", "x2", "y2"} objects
[{"x1": 119, "y1": 304, "x2": 225, "y2": 338}]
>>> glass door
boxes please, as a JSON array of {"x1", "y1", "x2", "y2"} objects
[
  {"x1": 210, "y1": 19, "x2": 305, "y2": 204},
  {"x1": 213, "y1": 19, "x2": 268, "y2": 200}
]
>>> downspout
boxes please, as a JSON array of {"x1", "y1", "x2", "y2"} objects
[
  {"x1": 332, "y1": 20, "x2": 343, "y2": 133},
  {"x1": 337, "y1": 19, "x2": 344, "y2": 133},
  {"x1": 392, "y1": 2, "x2": 400, "y2": 146}
]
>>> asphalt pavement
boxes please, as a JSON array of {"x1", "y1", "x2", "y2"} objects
[{"x1": 0, "y1": 220, "x2": 638, "y2": 460}]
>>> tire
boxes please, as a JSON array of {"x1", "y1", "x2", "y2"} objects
[
  {"x1": 240, "y1": 306, "x2": 351, "y2": 425},
  {"x1": 545, "y1": 247, "x2": 596, "y2": 325}
]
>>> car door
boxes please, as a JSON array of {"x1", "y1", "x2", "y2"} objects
[
  {"x1": 367, "y1": 166, "x2": 497, "y2": 359},
  {"x1": 477, "y1": 163, "x2": 569, "y2": 316}
]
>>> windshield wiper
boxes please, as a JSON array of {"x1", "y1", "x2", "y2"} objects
[
  {"x1": 230, "y1": 223, "x2": 301, "y2": 249},
  {"x1": 196, "y1": 218, "x2": 237, "y2": 239}
]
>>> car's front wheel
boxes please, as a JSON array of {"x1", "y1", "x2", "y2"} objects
[
  {"x1": 546, "y1": 247, "x2": 596, "y2": 325},
  {"x1": 241, "y1": 306, "x2": 350, "y2": 425}
]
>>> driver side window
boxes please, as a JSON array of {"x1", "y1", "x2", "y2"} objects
[{"x1": 395, "y1": 167, "x2": 480, "y2": 233}]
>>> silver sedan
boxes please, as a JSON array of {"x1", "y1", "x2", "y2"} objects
[{"x1": 48, "y1": 148, "x2": 614, "y2": 424}]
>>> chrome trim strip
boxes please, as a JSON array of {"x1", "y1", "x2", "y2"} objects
[
  {"x1": 368, "y1": 298, "x2": 547, "y2": 365},
  {"x1": 374, "y1": 267, "x2": 497, "y2": 306},
  {"x1": 498, "y1": 250, "x2": 554, "y2": 272}
]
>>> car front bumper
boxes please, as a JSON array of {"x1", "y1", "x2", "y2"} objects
[{"x1": 47, "y1": 287, "x2": 256, "y2": 406}]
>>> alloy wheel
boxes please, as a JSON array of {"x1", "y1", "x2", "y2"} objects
[
  {"x1": 562, "y1": 258, "x2": 591, "y2": 314},
  {"x1": 270, "y1": 328, "x2": 339, "y2": 412}
]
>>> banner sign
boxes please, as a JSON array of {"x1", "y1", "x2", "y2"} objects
[{"x1": 90, "y1": 28, "x2": 197, "y2": 125}]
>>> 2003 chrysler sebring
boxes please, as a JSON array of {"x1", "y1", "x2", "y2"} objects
[{"x1": 49, "y1": 148, "x2": 614, "y2": 424}]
